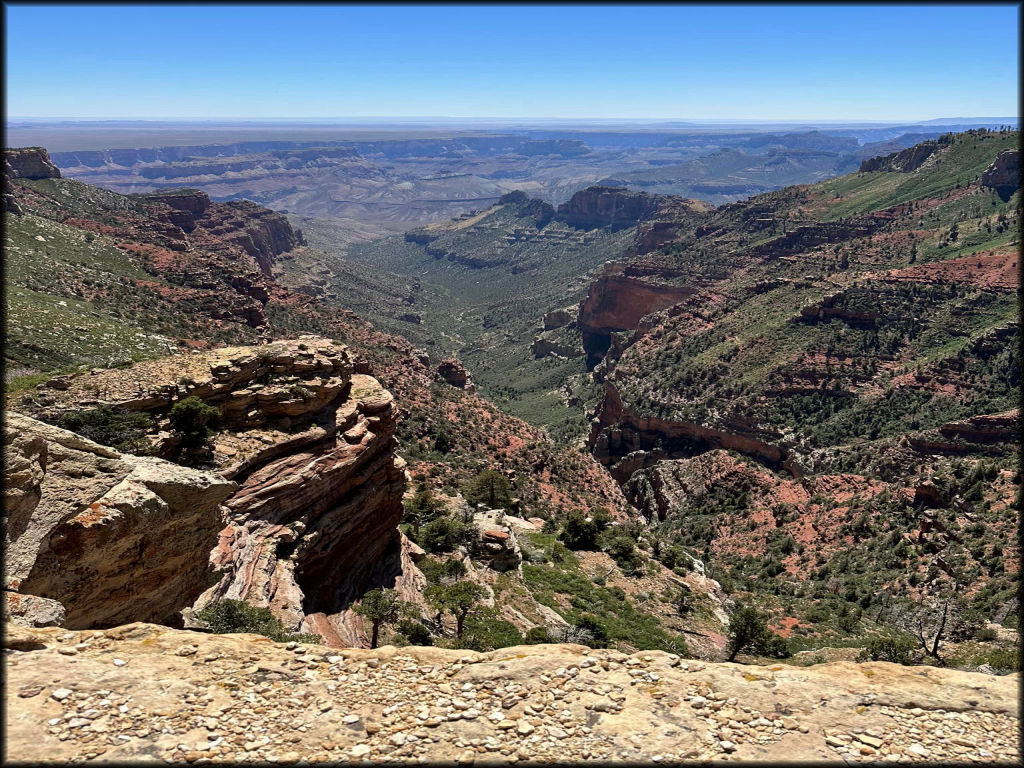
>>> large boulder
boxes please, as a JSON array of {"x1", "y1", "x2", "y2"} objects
[{"x1": 3, "y1": 412, "x2": 236, "y2": 629}]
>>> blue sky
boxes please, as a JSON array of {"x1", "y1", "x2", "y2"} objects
[{"x1": 5, "y1": 4, "x2": 1019, "y2": 121}]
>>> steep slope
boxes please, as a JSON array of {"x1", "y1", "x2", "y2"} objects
[
  {"x1": 293, "y1": 188, "x2": 708, "y2": 440},
  {"x1": 4, "y1": 151, "x2": 625, "y2": 521},
  {"x1": 575, "y1": 129, "x2": 1019, "y2": 643}
]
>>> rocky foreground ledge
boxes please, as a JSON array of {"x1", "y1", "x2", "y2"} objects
[{"x1": 5, "y1": 623, "x2": 1018, "y2": 764}]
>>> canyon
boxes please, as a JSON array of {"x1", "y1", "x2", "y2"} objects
[{"x1": 3, "y1": 128, "x2": 1020, "y2": 763}]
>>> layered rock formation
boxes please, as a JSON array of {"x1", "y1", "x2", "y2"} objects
[
  {"x1": 3, "y1": 412, "x2": 235, "y2": 629},
  {"x1": 590, "y1": 383, "x2": 796, "y2": 483},
  {"x1": 5, "y1": 622, "x2": 1019, "y2": 764},
  {"x1": 556, "y1": 186, "x2": 662, "y2": 230},
  {"x1": 578, "y1": 268, "x2": 697, "y2": 368},
  {"x1": 436, "y1": 358, "x2": 474, "y2": 391},
  {"x1": 858, "y1": 139, "x2": 944, "y2": 173},
  {"x1": 980, "y1": 149, "x2": 1020, "y2": 199},
  {"x1": 16, "y1": 337, "x2": 409, "y2": 642},
  {"x1": 4, "y1": 146, "x2": 62, "y2": 180}
]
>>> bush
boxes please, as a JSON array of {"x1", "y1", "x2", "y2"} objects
[
  {"x1": 524, "y1": 626, "x2": 550, "y2": 644},
  {"x1": 982, "y1": 646, "x2": 1020, "y2": 673},
  {"x1": 396, "y1": 619, "x2": 433, "y2": 646},
  {"x1": 574, "y1": 614, "x2": 610, "y2": 649},
  {"x1": 168, "y1": 396, "x2": 220, "y2": 460},
  {"x1": 604, "y1": 534, "x2": 645, "y2": 575},
  {"x1": 54, "y1": 406, "x2": 155, "y2": 454},
  {"x1": 196, "y1": 599, "x2": 319, "y2": 643},
  {"x1": 857, "y1": 635, "x2": 918, "y2": 664},
  {"x1": 459, "y1": 613, "x2": 523, "y2": 651},
  {"x1": 420, "y1": 517, "x2": 478, "y2": 554},
  {"x1": 463, "y1": 470, "x2": 514, "y2": 511},
  {"x1": 974, "y1": 626, "x2": 998, "y2": 642},
  {"x1": 559, "y1": 512, "x2": 599, "y2": 550},
  {"x1": 420, "y1": 556, "x2": 468, "y2": 584},
  {"x1": 403, "y1": 486, "x2": 446, "y2": 537},
  {"x1": 726, "y1": 605, "x2": 788, "y2": 661}
]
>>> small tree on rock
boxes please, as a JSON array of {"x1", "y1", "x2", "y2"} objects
[
  {"x1": 726, "y1": 605, "x2": 775, "y2": 662},
  {"x1": 168, "y1": 396, "x2": 220, "y2": 463},
  {"x1": 353, "y1": 588, "x2": 402, "y2": 649},
  {"x1": 425, "y1": 580, "x2": 487, "y2": 638},
  {"x1": 463, "y1": 470, "x2": 514, "y2": 511}
]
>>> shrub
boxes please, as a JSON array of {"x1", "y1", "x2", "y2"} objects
[
  {"x1": 573, "y1": 614, "x2": 610, "y2": 649},
  {"x1": 196, "y1": 599, "x2": 319, "y2": 643},
  {"x1": 726, "y1": 605, "x2": 788, "y2": 661},
  {"x1": 974, "y1": 626, "x2": 998, "y2": 642},
  {"x1": 288, "y1": 384, "x2": 314, "y2": 401},
  {"x1": 524, "y1": 626, "x2": 550, "y2": 644},
  {"x1": 54, "y1": 406, "x2": 155, "y2": 454},
  {"x1": 168, "y1": 396, "x2": 220, "y2": 458},
  {"x1": 396, "y1": 619, "x2": 433, "y2": 646},
  {"x1": 857, "y1": 635, "x2": 918, "y2": 664},
  {"x1": 604, "y1": 534, "x2": 645, "y2": 575},
  {"x1": 420, "y1": 517, "x2": 478, "y2": 554},
  {"x1": 982, "y1": 646, "x2": 1020, "y2": 673},
  {"x1": 559, "y1": 512, "x2": 599, "y2": 550},
  {"x1": 463, "y1": 470, "x2": 514, "y2": 511},
  {"x1": 403, "y1": 486, "x2": 447, "y2": 537},
  {"x1": 420, "y1": 556, "x2": 468, "y2": 584},
  {"x1": 459, "y1": 612, "x2": 523, "y2": 651}
]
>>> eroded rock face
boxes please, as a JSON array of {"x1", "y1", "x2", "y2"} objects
[
  {"x1": 556, "y1": 186, "x2": 662, "y2": 230},
  {"x1": 14, "y1": 338, "x2": 409, "y2": 644},
  {"x1": 3, "y1": 412, "x2": 236, "y2": 629},
  {"x1": 4, "y1": 147, "x2": 62, "y2": 180},
  {"x1": 198, "y1": 369, "x2": 406, "y2": 639},
  {"x1": 578, "y1": 271, "x2": 696, "y2": 368},
  {"x1": 859, "y1": 140, "x2": 943, "y2": 173},
  {"x1": 436, "y1": 358, "x2": 474, "y2": 391},
  {"x1": 589, "y1": 381, "x2": 795, "y2": 482},
  {"x1": 3, "y1": 593, "x2": 66, "y2": 628},
  {"x1": 981, "y1": 149, "x2": 1020, "y2": 199}
]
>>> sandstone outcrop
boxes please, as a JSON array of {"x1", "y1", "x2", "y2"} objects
[
  {"x1": 3, "y1": 593, "x2": 66, "y2": 628},
  {"x1": 17, "y1": 337, "x2": 408, "y2": 643},
  {"x1": 556, "y1": 186, "x2": 662, "y2": 230},
  {"x1": 3, "y1": 412, "x2": 236, "y2": 629},
  {"x1": 197, "y1": 199, "x2": 305, "y2": 274},
  {"x1": 436, "y1": 358, "x2": 474, "y2": 391},
  {"x1": 5, "y1": 621, "x2": 1018, "y2": 764},
  {"x1": 541, "y1": 305, "x2": 577, "y2": 331},
  {"x1": 578, "y1": 269, "x2": 696, "y2": 368},
  {"x1": 859, "y1": 140, "x2": 944, "y2": 173},
  {"x1": 470, "y1": 509, "x2": 524, "y2": 573},
  {"x1": 980, "y1": 149, "x2": 1020, "y2": 199},
  {"x1": 4, "y1": 146, "x2": 62, "y2": 180},
  {"x1": 589, "y1": 382, "x2": 796, "y2": 482},
  {"x1": 938, "y1": 410, "x2": 1018, "y2": 444}
]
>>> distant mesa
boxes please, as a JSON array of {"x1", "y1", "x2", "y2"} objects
[{"x1": 556, "y1": 186, "x2": 662, "y2": 230}]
